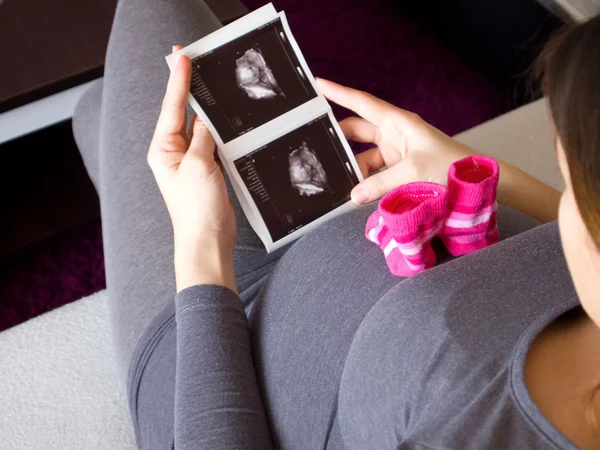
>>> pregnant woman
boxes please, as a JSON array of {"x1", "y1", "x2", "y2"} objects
[{"x1": 72, "y1": 0, "x2": 600, "y2": 448}]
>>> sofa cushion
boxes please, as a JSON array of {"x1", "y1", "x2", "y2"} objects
[
  {"x1": 0, "y1": 290, "x2": 136, "y2": 449},
  {"x1": 455, "y1": 98, "x2": 563, "y2": 191},
  {"x1": 538, "y1": 0, "x2": 600, "y2": 21}
]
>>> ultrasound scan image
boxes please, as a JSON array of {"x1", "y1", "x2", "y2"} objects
[
  {"x1": 234, "y1": 114, "x2": 360, "y2": 242},
  {"x1": 288, "y1": 142, "x2": 330, "y2": 196},
  {"x1": 190, "y1": 18, "x2": 317, "y2": 143},
  {"x1": 235, "y1": 48, "x2": 284, "y2": 100}
]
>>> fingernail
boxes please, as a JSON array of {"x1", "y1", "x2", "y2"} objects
[
  {"x1": 172, "y1": 45, "x2": 177, "y2": 53},
  {"x1": 351, "y1": 185, "x2": 368, "y2": 205},
  {"x1": 174, "y1": 55, "x2": 182, "y2": 70}
]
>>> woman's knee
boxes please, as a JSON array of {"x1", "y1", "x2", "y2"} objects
[{"x1": 72, "y1": 79, "x2": 104, "y2": 191}]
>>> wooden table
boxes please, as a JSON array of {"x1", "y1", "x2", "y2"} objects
[{"x1": 0, "y1": 0, "x2": 249, "y2": 144}]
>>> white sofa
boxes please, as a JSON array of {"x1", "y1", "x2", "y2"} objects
[
  {"x1": 455, "y1": 99, "x2": 562, "y2": 191},
  {"x1": 0, "y1": 292, "x2": 136, "y2": 450},
  {"x1": 543, "y1": 0, "x2": 600, "y2": 21}
]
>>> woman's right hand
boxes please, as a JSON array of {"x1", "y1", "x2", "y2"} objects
[{"x1": 317, "y1": 78, "x2": 479, "y2": 205}]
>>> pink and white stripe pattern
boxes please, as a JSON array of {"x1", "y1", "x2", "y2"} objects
[
  {"x1": 441, "y1": 156, "x2": 500, "y2": 256},
  {"x1": 365, "y1": 182, "x2": 448, "y2": 277}
]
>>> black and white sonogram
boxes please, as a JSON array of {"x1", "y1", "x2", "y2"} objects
[
  {"x1": 235, "y1": 48, "x2": 284, "y2": 100},
  {"x1": 234, "y1": 115, "x2": 360, "y2": 242},
  {"x1": 190, "y1": 18, "x2": 317, "y2": 143},
  {"x1": 288, "y1": 142, "x2": 330, "y2": 196}
]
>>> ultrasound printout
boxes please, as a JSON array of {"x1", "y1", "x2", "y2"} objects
[
  {"x1": 190, "y1": 18, "x2": 318, "y2": 143},
  {"x1": 234, "y1": 114, "x2": 360, "y2": 242},
  {"x1": 166, "y1": 4, "x2": 364, "y2": 251}
]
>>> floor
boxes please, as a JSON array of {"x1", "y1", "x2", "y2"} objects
[{"x1": 0, "y1": 0, "x2": 515, "y2": 332}]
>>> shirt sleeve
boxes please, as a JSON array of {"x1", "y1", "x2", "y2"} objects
[{"x1": 174, "y1": 284, "x2": 274, "y2": 450}]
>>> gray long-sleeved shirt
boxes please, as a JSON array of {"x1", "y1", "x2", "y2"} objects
[{"x1": 127, "y1": 222, "x2": 580, "y2": 449}]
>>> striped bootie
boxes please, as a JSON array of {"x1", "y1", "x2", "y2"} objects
[
  {"x1": 365, "y1": 182, "x2": 448, "y2": 277},
  {"x1": 441, "y1": 156, "x2": 500, "y2": 256}
]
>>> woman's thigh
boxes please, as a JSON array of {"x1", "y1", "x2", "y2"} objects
[
  {"x1": 248, "y1": 204, "x2": 539, "y2": 449},
  {"x1": 72, "y1": 0, "x2": 273, "y2": 380}
]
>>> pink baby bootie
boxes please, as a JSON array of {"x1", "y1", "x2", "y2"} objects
[
  {"x1": 441, "y1": 155, "x2": 500, "y2": 256},
  {"x1": 365, "y1": 182, "x2": 448, "y2": 277}
]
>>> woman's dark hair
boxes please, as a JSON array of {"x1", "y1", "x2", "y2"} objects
[{"x1": 539, "y1": 14, "x2": 600, "y2": 249}]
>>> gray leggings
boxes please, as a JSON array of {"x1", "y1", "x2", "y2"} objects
[
  {"x1": 72, "y1": 0, "x2": 559, "y2": 447},
  {"x1": 72, "y1": 0, "x2": 275, "y2": 375}
]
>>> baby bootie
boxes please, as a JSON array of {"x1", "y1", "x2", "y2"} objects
[
  {"x1": 365, "y1": 182, "x2": 448, "y2": 277},
  {"x1": 441, "y1": 156, "x2": 500, "y2": 256}
]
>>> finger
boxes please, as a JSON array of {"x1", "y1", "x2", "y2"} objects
[
  {"x1": 186, "y1": 113, "x2": 197, "y2": 145},
  {"x1": 317, "y1": 78, "x2": 395, "y2": 127},
  {"x1": 172, "y1": 46, "x2": 190, "y2": 138},
  {"x1": 356, "y1": 147, "x2": 385, "y2": 177},
  {"x1": 178, "y1": 112, "x2": 189, "y2": 139},
  {"x1": 155, "y1": 52, "x2": 192, "y2": 136},
  {"x1": 351, "y1": 160, "x2": 417, "y2": 205},
  {"x1": 214, "y1": 149, "x2": 225, "y2": 171},
  {"x1": 187, "y1": 113, "x2": 197, "y2": 133},
  {"x1": 339, "y1": 116, "x2": 379, "y2": 143},
  {"x1": 186, "y1": 116, "x2": 218, "y2": 176}
]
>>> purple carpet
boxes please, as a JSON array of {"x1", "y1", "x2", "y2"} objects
[
  {"x1": 0, "y1": 221, "x2": 106, "y2": 331},
  {"x1": 0, "y1": 0, "x2": 513, "y2": 332}
]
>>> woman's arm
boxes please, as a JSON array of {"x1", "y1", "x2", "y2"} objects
[
  {"x1": 317, "y1": 78, "x2": 561, "y2": 223},
  {"x1": 147, "y1": 49, "x2": 273, "y2": 449},
  {"x1": 485, "y1": 153, "x2": 560, "y2": 223},
  {"x1": 174, "y1": 282, "x2": 273, "y2": 449}
]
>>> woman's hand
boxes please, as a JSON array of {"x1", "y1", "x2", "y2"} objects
[
  {"x1": 317, "y1": 78, "x2": 478, "y2": 204},
  {"x1": 318, "y1": 79, "x2": 561, "y2": 223},
  {"x1": 148, "y1": 46, "x2": 237, "y2": 293}
]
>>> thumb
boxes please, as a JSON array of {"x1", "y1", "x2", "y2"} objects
[
  {"x1": 186, "y1": 116, "x2": 218, "y2": 176},
  {"x1": 351, "y1": 160, "x2": 418, "y2": 205}
]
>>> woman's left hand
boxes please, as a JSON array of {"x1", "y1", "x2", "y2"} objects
[{"x1": 147, "y1": 46, "x2": 237, "y2": 293}]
